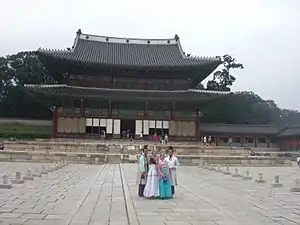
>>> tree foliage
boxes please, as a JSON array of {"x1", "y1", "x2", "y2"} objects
[
  {"x1": 201, "y1": 91, "x2": 284, "y2": 124},
  {"x1": 206, "y1": 54, "x2": 244, "y2": 91},
  {"x1": 0, "y1": 52, "x2": 51, "y2": 119},
  {"x1": 0, "y1": 51, "x2": 299, "y2": 126}
]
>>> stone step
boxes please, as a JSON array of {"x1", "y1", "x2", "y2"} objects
[{"x1": 0, "y1": 150, "x2": 291, "y2": 166}]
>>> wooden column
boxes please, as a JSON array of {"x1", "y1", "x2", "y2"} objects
[
  {"x1": 254, "y1": 136, "x2": 258, "y2": 148},
  {"x1": 171, "y1": 102, "x2": 175, "y2": 119},
  {"x1": 108, "y1": 100, "x2": 112, "y2": 117},
  {"x1": 80, "y1": 99, "x2": 84, "y2": 116},
  {"x1": 52, "y1": 106, "x2": 58, "y2": 138},
  {"x1": 196, "y1": 108, "x2": 201, "y2": 142},
  {"x1": 145, "y1": 101, "x2": 148, "y2": 117}
]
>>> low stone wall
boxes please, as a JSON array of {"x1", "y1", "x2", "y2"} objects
[{"x1": 0, "y1": 150, "x2": 291, "y2": 166}]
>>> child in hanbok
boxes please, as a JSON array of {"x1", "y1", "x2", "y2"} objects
[
  {"x1": 143, "y1": 158, "x2": 160, "y2": 198},
  {"x1": 158, "y1": 161, "x2": 172, "y2": 199},
  {"x1": 157, "y1": 152, "x2": 165, "y2": 166}
]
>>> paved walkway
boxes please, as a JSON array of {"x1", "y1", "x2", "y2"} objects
[{"x1": 0, "y1": 162, "x2": 299, "y2": 224}]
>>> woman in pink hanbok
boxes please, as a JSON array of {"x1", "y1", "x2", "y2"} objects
[{"x1": 156, "y1": 152, "x2": 165, "y2": 166}]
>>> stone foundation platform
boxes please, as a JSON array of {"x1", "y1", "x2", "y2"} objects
[
  {"x1": 0, "y1": 150, "x2": 291, "y2": 166},
  {"x1": 3, "y1": 140, "x2": 251, "y2": 156}
]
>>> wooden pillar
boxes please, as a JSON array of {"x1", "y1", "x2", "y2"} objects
[
  {"x1": 145, "y1": 101, "x2": 148, "y2": 117},
  {"x1": 254, "y1": 136, "x2": 258, "y2": 148},
  {"x1": 108, "y1": 100, "x2": 112, "y2": 117},
  {"x1": 52, "y1": 106, "x2": 58, "y2": 138},
  {"x1": 241, "y1": 135, "x2": 244, "y2": 147},
  {"x1": 196, "y1": 108, "x2": 200, "y2": 142},
  {"x1": 80, "y1": 99, "x2": 84, "y2": 116},
  {"x1": 171, "y1": 102, "x2": 175, "y2": 119}
]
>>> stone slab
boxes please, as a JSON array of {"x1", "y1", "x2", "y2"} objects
[
  {"x1": 0, "y1": 162, "x2": 298, "y2": 225},
  {"x1": 0, "y1": 183, "x2": 12, "y2": 189},
  {"x1": 12, "y1": 179, "x2": 24, "y2": 184},
  {"x1": 271, "y1": 183, "x2": 283, "y2": 187},
  {"x1": 23, "y1": 176, "x2": 34, "y2": 181}
]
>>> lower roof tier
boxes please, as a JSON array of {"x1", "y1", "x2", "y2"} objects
[{"x1": 24, "y1": 84, "x2": 230, "y2": 102}]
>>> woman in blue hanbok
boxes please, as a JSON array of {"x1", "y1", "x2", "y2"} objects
[{"x1": 158, "y1": 161, "x2": 172, "y2": 199}]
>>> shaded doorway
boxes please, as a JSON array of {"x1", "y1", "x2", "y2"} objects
[{"x1": 121, "y1": 119, "x2": 135, "y2": 139}]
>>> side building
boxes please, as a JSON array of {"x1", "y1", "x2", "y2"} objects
[
  {"x1": 24, "y1": 29, "x2": 229, "y2": 141},
  {"x1": 201, "y1": 123, "x2": 279, "y2": 148},
  {"x1": 200, "y1": 123, "x2": 300, "y2": 151},
  {"x1": 277, "y1": 125, "x2": 300, "y2": 151}
]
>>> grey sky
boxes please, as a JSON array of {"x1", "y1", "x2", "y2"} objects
[{"x1": 1, "y1": 0, "x2": 300, "y2": 110}]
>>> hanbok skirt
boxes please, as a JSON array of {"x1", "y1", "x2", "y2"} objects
[
  {"x1": 143, "y1": 172, "x2": 159, "y2": 198},
  {"x1": 159, "y1": 177, "x2": 172, "y2": 199}
]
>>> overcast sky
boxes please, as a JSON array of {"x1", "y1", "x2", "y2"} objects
[{"x1": 1, "y1": 0, "x2": 300, "y2": 110}]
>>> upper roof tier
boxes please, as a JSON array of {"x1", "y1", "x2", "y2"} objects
[{"x1": 38, "y1": 29, "x2": 222, "y2": 70}]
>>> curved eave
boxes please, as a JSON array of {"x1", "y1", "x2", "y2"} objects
[
  {"x1": 21, "y1": 85, "x2": 60, "y2": 108},
  {"x1": 277, "y1": 127, "x2": 300, "y2": 138},
  {"x1": 37, "y1": 51, "x2": 221, "y2": 73},
  {"x1": 24, "y1": 84, "x2": 230, "y2": 103}
]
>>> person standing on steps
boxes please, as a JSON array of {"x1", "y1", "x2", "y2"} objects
[
  {"x1": 164, "y1": 146, "x2": 179, "y2": 196},
  {"x1": 137, "y1": 145, "x2": 149, "y2": 197}
]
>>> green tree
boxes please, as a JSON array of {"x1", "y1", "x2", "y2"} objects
[
  {"x1": 279, "y1": 109, "x2": 300, "y2": 127},
  {"x1": 206, "y1": 54, "x2": 244, "y2": 91},
  {"x1": 195, "y1": 83, "x2": 205, "y2": 90},
  {"x1": 0, "y1": 52, "x2": 51, "y2": 119},
  {"x1": 201, "y1": 91, "x2": 282, "y2": 124}
]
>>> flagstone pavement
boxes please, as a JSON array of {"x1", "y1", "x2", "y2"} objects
[{"x1": 0, "y1": 162, "x2": 299, "y2": 225}]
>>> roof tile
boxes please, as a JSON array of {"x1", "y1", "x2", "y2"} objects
[
  {"x1": 201, "y1": 123, "x2": 279, "y2": 135},
  {"x1": 24, "y1": 84, "x2": 229, "y2": 102},
  {"x1": 38, "y1": 31, "x2": 221, "y2": 69}
]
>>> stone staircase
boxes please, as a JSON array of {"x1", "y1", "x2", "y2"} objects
[
  {"x1": 2, "y1": 140, "x2": 251, "y2": 155},
  {"x1": 0, "y1": 140, "x2": 291, "y2": 166}
]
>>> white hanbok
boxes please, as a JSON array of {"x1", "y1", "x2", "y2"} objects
[
  {"x1": 164, "y1": 155, "x2": 179, "y2": 186},
  {"x1": 143, "y1": 164, "x2": 159, "y2": 197}
]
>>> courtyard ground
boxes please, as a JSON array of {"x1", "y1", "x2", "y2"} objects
[{"x1": 0, "y1": 162, "x2": 299, "y2": 225}]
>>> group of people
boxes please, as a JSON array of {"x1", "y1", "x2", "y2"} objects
[
  {"x1": 137, "y1": 145, "x2": 179, "y2": 199},
  {"x1": 153, "y1": 133, "x2": 169, "y2": 145}
]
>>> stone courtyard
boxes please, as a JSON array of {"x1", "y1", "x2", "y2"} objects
[{"x1": 0, "y1": 162, "x2": 299, "y2": 225}]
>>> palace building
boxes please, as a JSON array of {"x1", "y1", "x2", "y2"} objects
[{"x1": 24, "y1": 29, "x2": 230, "y2": 141}]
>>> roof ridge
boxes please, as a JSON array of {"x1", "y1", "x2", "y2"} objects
[
  {"x1": 175, "y1": 38, "x2": 221, "y2": 62},
  {"x1": 77, "y1": 29, "x2": 175, "y2": 42},
  {"x1": 81, "y1": 33, "x2": 175, "y2": 42},
  {"x1": 76, "y1": 29, "x2": 178, "y2": 45},
  {"x1": 24, "y1": 84, "x2": 67, "y2": 88},
  {"x1": 38, "y1": 47, "x2": 73, "y2": 53}
]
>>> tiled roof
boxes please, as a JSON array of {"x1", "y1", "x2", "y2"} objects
[
  {"x1": 201, "y1": 123, "x2": 280, "y2": 135},
  {"x1": 37, "y1": 29, "x2": 221, "y2": 69},
  {"x1": 24, "y1": 84, "x2": 230, "y2": 102},
  {"x1": 278, "y1": 126, "x2": 300, "y2": 137}
]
